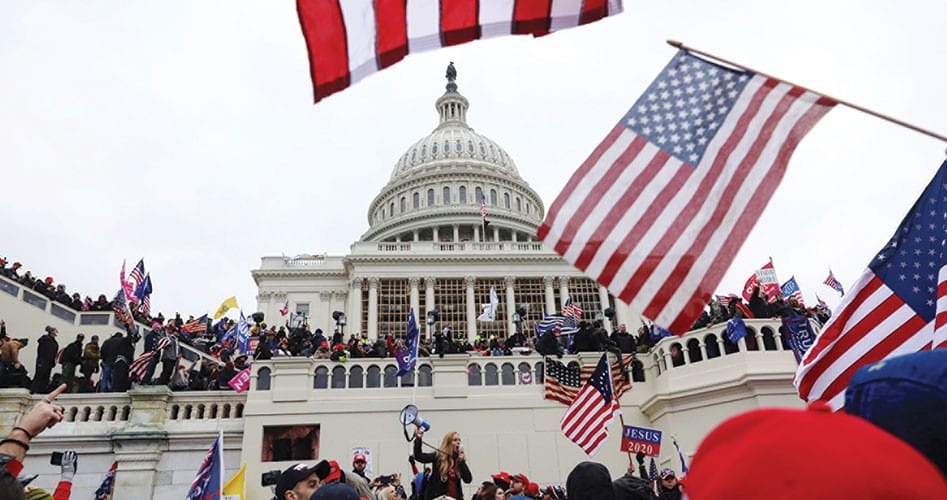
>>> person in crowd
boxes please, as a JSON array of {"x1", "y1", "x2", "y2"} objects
[
  {"x1": 656, "y1": 469, "x2": 681, "y2": 500},
  {"x1": 109, "y1": 331, "x2": 137, "y2": 393},
  {"x1": 140, "y1": 325, "x2": 162, "y2": 385},
  {"x1": 571, "y1": 321, "x2": 600, "y2": 353},
  {"x1": 59, "y1": 334, "x2": 84, "y2": 391},
  {"x1": 0, "y1": 383, "x2": 68, "y2": 500},
  {"x1": 413, "y1": 428, "x2": 471, "y2": 499},
  {"x1": 17, "y1": 270, "x2": 35, "y2": 288},
  {"x1": 351, "y1": 454, "x2": 370, "y2": 483},
  {"x1": 612, "y1": 460, "x2": 656, "y2": 500},
  {"x1": 535, "y1": 328, "x2": 563, "y2": 359},
  {"x1": 276, "y1": 463, "x2": 321, "y2": 500},
  {"x1": 310, "y1": 482, "x2": 361, "y2": 500},
  {"x1": 31, "y1": 326, "x2": 58, "y2": 394},
  {"x1": 610, "y1": 324, "x2": 637, "y2": 354},
  {"x1": 472, "y1": 481, "x2": 498, "y2": 500},
  {"x1": 541, "y1": 485, "x2": 567, "y2": 500},
  {"x1": 90, "y1": 295, "x2": 111, "y2": 312},
  {"x1": 507, "y1": 473, "x2": 528, "y2": 497},
  {"x1": 747, "y1": 286, "x2": 771, "y2": 318},
  {"x1": 79, "y1": 334, "x2": 99, "y2": 383},
  {"x1": 157, "y1": 328, "x2": 181, "y2": 386},
  {"x1": 0, "y1": 336, "x2": 30, "y2": 389},
  {"x1": 566, "y1": 461, "x2": 615, "y2": 500},
  {"x1": 28, "y1": 449, "x2": 78, "y2": 500},
  {"x1": 68, "y1": 293, "x2": 82, "y2": 311},
  {"x1": 97, "y1": 332, "x2": 122, "y2": 393},
  {"x1": 53, "y1": 285, "x2": 71, "y2": 307}
]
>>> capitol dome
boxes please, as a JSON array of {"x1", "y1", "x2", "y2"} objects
[{"x1": 362, "y1": 64, "x2": 544, "y2": 243}]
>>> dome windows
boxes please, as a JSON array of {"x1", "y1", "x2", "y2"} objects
[
  {"x1": 516, "y1": 197, "x2": 521, "y2": 211},
  {"x1": 459, "y1": 186, "x2": 467, "y2": 203},
  {"x1": 455, "y1": 139, "x2": 462, "y2": 153},
  {"x1": 490, "y1": 189, "x2": 497, "y2": 205},
  {"x1": 401, "y1": 197, "x2": 406, "y2": 212},
  {"x1": 467, "y1": 140, "x2": 474, "y2": 154},
  {"x1": 443, "y1": 186, "x2": 451, "y2": 204},
  {"x1": 504, "y1": 192, "x2": 510, "y2": 209},
  {"x1": 413, "y1": 192, "x2": 420, "y2": 209},
  {"x1": 432, "y1": 142, "x2": 438, "y2": 156},
  {"x1": 475, "y1": 187, "x2": 483, "y2": 203},
  {"x1": 427, "y1": 189, "x2": 435, "y2": 206},
  {"x1": 421, "y1": 145, "x2": 427, "y2": 158}
]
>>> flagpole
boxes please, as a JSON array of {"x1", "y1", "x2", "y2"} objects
[
  {"x1": 607, "y1": 351, "x2": 634, "y2": 468},
  {"x1": 666, "y1": 40, "x2": 947, "y2": 143}
]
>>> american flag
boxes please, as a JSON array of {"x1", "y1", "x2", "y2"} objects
[
  {"x1": 648, "y1": 456, "x2": 659, "y2": 489},
  {"x1": 297, "y1": 0, "x2": 623, "y2": 103},
  {"x1": 560, "y1": 354, "x2": 621, "y2": 455},
  {"x1": 715, "y1": 294, "x2": 732, "y2": 307},
  {"x1": 182, "y1": 314, "x2": 209, "y2": 334},
  {"x1": 562, "y1": 298, "x2": 583, "y2": 319},
  {"x1": 94, "y1": 461, "x2": 118, "y2": 500},
  {"x1": 537, "y1": 50, "x2": 835, "y2": 335},
  {"x1": 279, "y1": 299, "x2": 289, "y2": 317},
  {"x1": 129, "y1": 259, "x2": 146, "y2": 289},
  {"x1": 795, "y1": 160, "x2": 947, "y2": 410},
  {"x1": 780, "y1": 276, "x2": 805, "y2": 306},
  {"x1": 481, "y1": 194, "x2": 489, "y2": 220},
  {"x1": 112, "y1": 288, "x2": 133, "y2": 328},
  {"x1": 129, "y1": 335, "x2": 172, "y2": 381},
  {"x1": 823, "y1": 270, "x2": 845, "y2": 296},
  {"x1": 544, "y1": 354, "x2": 632, "y2": 405}
]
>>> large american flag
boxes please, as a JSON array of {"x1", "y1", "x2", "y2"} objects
[
  {"x1": 296, "y1": 0, "x2": 623, "y2": 103},
  {"x1": 538, "y1": 50, "x2": 835, "y2": 335},
  {"x1": 544, "y1": 354, "x2": 632, "y2": 405},
  {"x1": 795, "y1": 160, "x2": 947, "y2": 410},
  {"x1": 129, "y1": 335, "x2": 173, "y2": 381},
  {"x1": 560, "y1": 353, "x2": 621, "y2": 455}
]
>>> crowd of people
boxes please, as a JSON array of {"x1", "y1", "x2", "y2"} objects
[
  {"x1": 0, "y1": 258, "x2": 114, "y2": 313},
  {"x1": 689, "y1": 285, "x2": 832, "y2": 331}
]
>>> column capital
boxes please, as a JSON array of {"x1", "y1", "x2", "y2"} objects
[
  {"x1": 543, "y1": 275, "x2": 556, "y2": 287},
  {"x1": 332, "y1": 289, "x2": 348, "y2": 299},
  {"x1": 368, "y1": 277, "x2": 380, "y2": 288},
  {"x1": 504, "y1": 275, "x2": 516, "y2": 287},
  {"x1": 319, "y1": 291, "x2": 332, "y2": 301},
  {"x1": 409, "y1": 277, "x2": 421, "y2": 288},
  {"x1": 558, "y1": 276, "x2": 571, "y2": 287},
  {"x1": 351, "y1": 277, "x2": 365, "y2": 288},
  {"x1": 464, "y1": 275, "x2": 477, "y2": 287}
]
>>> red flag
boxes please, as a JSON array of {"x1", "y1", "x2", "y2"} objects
[
  {"x1": 538, "y1": 51, "x2": 834, "y2": 334},
  {"x1": 296, "y1": 0, "x2": 623, "y2": 103},
  {"x1": 742, "y1": 260, "x2": 780, "y2": 303}
]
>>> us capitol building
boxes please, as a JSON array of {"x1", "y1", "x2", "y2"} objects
[{"x1": 0, "y1": 67, "x2": 805, "y2": 498}]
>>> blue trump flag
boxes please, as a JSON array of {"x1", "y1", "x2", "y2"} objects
[
  {"x1": 727, "y1": 317, "x2": 747, "y2": 343},
  {"x1": 186, "y1": 432, "x2": 223, "y2": 499},
  {"x1": 650, "y1": 324, "x2": 673, "y2": 342},
  {"x1": 783, "y1": 316, "x2": 816, "y2": 363},
  {"x1": 395, "y1": 308, "x2": 420, "y2": 376},
  {"x1": 236, "y1": 311, "x2": 250, "y2": 354}
]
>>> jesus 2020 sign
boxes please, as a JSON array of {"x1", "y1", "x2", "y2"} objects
[{"x1": 620, "y1": 425, "x2": 662, "y2": 456}]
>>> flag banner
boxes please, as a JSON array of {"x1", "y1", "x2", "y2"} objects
[
  {"x1": 823, "y1": 270, "x2": 845, "y2": 296},
  {"x1": 187, "y1": 433, "x2": 224, "y2": 499},
  {"x1": 280, "y1": 299, "x2": 290, "y2": 317},
  {"x1": 119, "y1": 260, "x2": 136, "y2": 305},
  {"x1": 477, "y1": 287, "x2": 500, "y2": 321},
  {"x1": 481, "y1": 194, "x2": 489, "y2": 220},
  {"x1": 395, "y1": 308, "x2": 420, "y2": 376},
  {"x1": 650, "y1": 324, "x2": 673, "y2": 342},
  {"x1": 112, "y1": 288, "x2": 134, "y2": 329},
  {"x1": 296, "y1": 0, "x2": 624, "y2": 103},
  {"x1": 620, "y1": 425, "x2": 662, "y2": 456},
  {"x1": 649, "y1": 456, "x2": 659, "y2": 489},
  {"x1": 94, "y1": 461, "x2": 118, "y2": 500},
  {"x1": 796, "y1": 161, "x2": 947, "y2": 409},
  {"x1": 781, "y1": 275, "x2": 805, "y2": 305},
  {"x1": 236, "y1": 312, "x2": 250, "y2": 354},
  {"x1": 726, "y1": 317, "x2": 747, "y2": 344},
  {"x1": 783, "y1": 316, "x2": 816, "y2": 363},
  {"x1": 742, "y1": 260, "x2": 780, "y2": 303},
  {"x1": 135, "y1": 274, "x2": 153, "y2": 302},
  {"x1": 672, "y1": 437, "x2": 689, "y2": 476},
  {"x1": 183, "y1": 314, "x2": 210, "y2": 334},
  {"x1": 538, "y1": 49, "x2": 835, "y2": 335},
  {"x1": 228, "y1": 367, "x2": 251, "y2": 393},
  {"x1": 536, "y1": 314, "x2": 579, "y2": 337},
  {"x1": 544, "y1": 354, "x2": 633, "y2": 405},
  {"x1": 214, "y1": 296, "x2": 238, "y2": 319},
  {"x1": 560, "y1": 354, "x2": 621, "y2": 456},
  {"x1": 562, "y1": 297, "x2": 584, "y2": 319},
  {"x1": 222, "y1": 464, "x2": 246, "y2": 500},
  {"x1": 129, "y1": 335, "x2": 172, "y2": 381},
  {"x1": 130, "y1": 258, "x2": 146, "y2": 289}
]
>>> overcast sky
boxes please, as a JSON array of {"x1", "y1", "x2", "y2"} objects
[{"x1": 2, "y1": 1, "x2": 946, "y2": 323}]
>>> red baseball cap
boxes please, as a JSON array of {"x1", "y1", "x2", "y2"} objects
[
  {"x1": 511, "y1": 473, "x2": 529, "y2": 484},
  {"x1": 491, "y1": 471, "x2": 511, "y2": 489},
  {"x1": 686, "y1": 402, "x2": 947, "y2": 498},
  {"x1": 353, "y1": 454, "x2": 367, "y2": 463}
]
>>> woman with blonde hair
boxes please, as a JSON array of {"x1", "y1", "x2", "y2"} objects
[{"x1": 413, "y1": 428, "x2": 472, "y2": 499}]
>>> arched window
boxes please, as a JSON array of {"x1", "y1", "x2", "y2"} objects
[
  {"x1": 313, "y1": 367, "x2": 329, "y2": 389},
  {"x1": 687, "y1": 338, "x2": 703, "y2": 362},
  {"x1": 459, "y1": 186, "x2": 467, "y2": 203},
  {"x1": 383, "y1": 365, "x2": 399, "y2": 387},
  {"x1": 475, "y1": 187, "x2": 483, "y2": 203},
  {"x1": 418, "y1": 365, "x2": 433, "y2": 387},
  {"x1": 490, "y1": 189, "x2": 497, "y2": 205},
  {"x1": 516, "y1": 197, "x2": 521, "y2": 211},
  {"x1": 467, "y1": 364, "x2": 482, "y2": 386},
  {"x1": 503, "y1": 193, "x2": 510, "y2": 208},
  {"x1": 400, "y1": 197, "x2": 406, "y2": 212},
  {"x1": 501, "y1": 363, "x2": 516, "y2": 385},
  {"x1": 349, "y1": 366, "x2": 364, "y2": 388},
  {"x1": 427, "y1": 189, "x2": 435, "y2": 206},
  {"x1": 389, "y1": 202, "x2": 394, "y2": 217},
  {"x1": 256, "y1": 367, "x2": 271, "y2": 390},
  {"x1": 331, "y1": 366, "x2": 346, "y2": 388},
  {"x1": 443, "y1": 186, "x2": 451, "y2": 204},
  {"x1": 762, "y1": 327, "x2": 778, "y2": 351},
  {"x1": 484, "y1": 363, "x2": 499, "y2": 386},
  {"x1": 413, "y1": 192, "x2": 420, "y2": 209},
  {"x1": 704, "y1": 334, "x2": 721, "y2": 358},
  {"x1": 366, "y1": 365, "x2": 381, "y2": 388}
]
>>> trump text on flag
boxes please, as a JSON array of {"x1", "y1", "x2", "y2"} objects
[{"x1": 621, "y1": 425, "x2": 662, "y2": 456}]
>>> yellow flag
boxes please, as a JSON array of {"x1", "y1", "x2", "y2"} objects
[
  {"x1": 214, "y1": 296, "x2": 238, "y2": 319},
  {"x1": 223, "y1": 464, "x2": 246, "y2": 500}
]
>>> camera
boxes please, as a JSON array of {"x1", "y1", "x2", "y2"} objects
[
  {"x1": 261, "y1": 470, "x2": 281, "y2": 487},
  {"x1": 50, "y1": 451, "x2": 76, "y2": 468},
  {"x1": 378, "y1": 474, "x2": 396, "y2": 485}
]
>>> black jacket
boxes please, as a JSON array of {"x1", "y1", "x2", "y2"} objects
[
  {"x1": 413, "y1": 438, "x2": 472, "y2": 499},
  {"x1": 62, "y1": 339, "x2": 83, "y2": 365},
  {"x1": 36, "y1": 334, "x2": 58, "y2": 366},
  {"x1": 613, "y1": 473, "x2": 658, "y2": 500}
]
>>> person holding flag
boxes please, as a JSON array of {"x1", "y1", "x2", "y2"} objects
[
  {"x1": 395, "y1": 309, "x2": 420, "y2": 377},
  {"x1": 186, "y1": 432, "x2": 224, "y2": 499}
]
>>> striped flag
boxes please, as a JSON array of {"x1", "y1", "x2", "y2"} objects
[
  {"x1": 182, "y1": 314, "x2": 209, "y2": 334},
  {"x1": 823, "y1": 270, "x2": 845, "y2": 296},
  {"x1": 129, "y1": 335, "x2": 172, "y2": 381},
  {"x1": 129, "y1": 259, "x2": 146, "y2": 289},
  {"x1": 94, "y1": 461, "x2": 118, "y2": 500},
  {"x1": 562, "y1": 298, "x2": 583, "y2": 319},
  {"x1": 560, "y1": 353, "x2": 621, "y2": 455},
  {"x1": 112, "y1": 288, "x2": 134, "y2": 329},
  {"x1": 537, "y1": 50, "x2": 835, "y2": 335},
  {"x1": 715, "y1": 294, "x2": 732, "y2": 307},
  {"x1": 795, "y1": 160, "x2": 947, "y2": 410},
  {"x1": 279, "y1": 299, "x2": 289, "y2": 317},
  {"x1": 296, "y1": 0, "x2": 624, "y2": 103},
  {"x1": 481, "y1": 193, "x2": 489, "y2": 219},
  {"x1": 536, "y1": 314, "x2": 579, "y2": 337},
  {"x1": 544, "y1": 354, "x2": 632, "y2": 405},
  {"x1": 780, "y1": 275, "x2": 805, "y2": 306}
]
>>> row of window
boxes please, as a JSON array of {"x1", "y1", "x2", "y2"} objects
[{"x1": 378, "y1": 185, "x2": 532, "y2": 221}]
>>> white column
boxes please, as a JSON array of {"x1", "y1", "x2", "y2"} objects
[
  {"x1": 320, "y1": 291, "x2": 332, "y2": 332},
  {"x1": 413, "y1": 230, "x2": 419, "y2": 242},
  {"x1": 367, "y1": 278, "x2": 379, "y2": 340},
  {"x1": 473, "y1": 225, "x2": 480, "y2": 243},
  {"x1": 349, "y1": 277, "x2": 363, "y2": 335},
  {"x1": 493, "y1": 226, "x2": 499, "y2": 242},
  {"x1": 409, "y1": 277, "x2": 420, "y2": 322},
  {"x1": 465, "y1": 275, "x2": 477, "y2": 342},
  {"x1": 424, "y1": 276, "x2": 436, "y2": 339},
  {"x1": 504, "y1": 276, "x2": 516, "y2": 336},
  {"x1": 559, "y1": 276, "x2": 570, "y2": 314},
  {"x1": 453, "y1": 224, "x2": 459, "y2": 242},
  {"x1": 598, "y1": 285, "x2": 612, "y2": 331},
  {"x1": 543, "y1": 275, "x2": 556, "y2": 315},
  {"x1": 433, "y1": 227, "x2": 440, "y2": 242}
]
